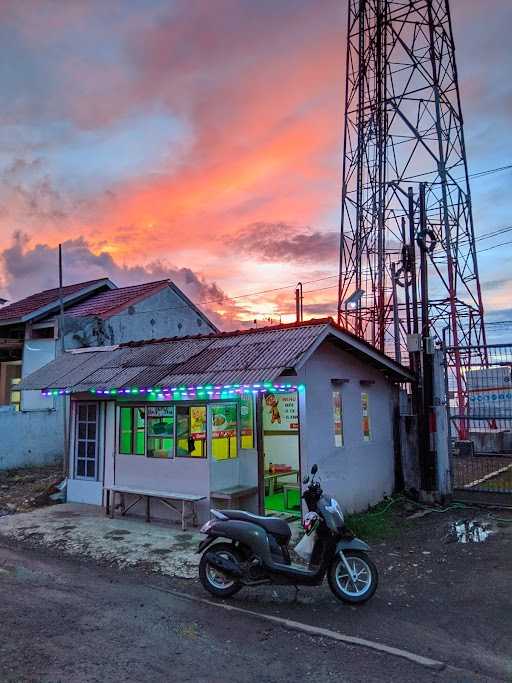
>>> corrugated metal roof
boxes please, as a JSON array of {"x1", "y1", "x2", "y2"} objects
[
  {"x1": 156, "y1": 368, "x2": 282, "y2": 387},
  {"x1": 20, "y1": 318, "x2": 414, "y2": 392},
  {"x1": 20, "y1": 323, "x2": 327, "y2": 391}
]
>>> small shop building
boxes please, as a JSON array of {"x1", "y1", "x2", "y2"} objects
[{"x1": 20, "y1": 318, "x2": 413, "y2": 526}]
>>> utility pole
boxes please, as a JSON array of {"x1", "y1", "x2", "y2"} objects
[
  {"x1": 295, "y1": 282, "x2": 303, "y2": 323},
  {"x1": 417, "y1": 184, "x2": 436, "y2": 490},
  {"x1": 390, "y1": 262, "x2": 401, "y2": 364},
  {"x1": 58, "y1": 244, "x2": 69, "y2": 478}
]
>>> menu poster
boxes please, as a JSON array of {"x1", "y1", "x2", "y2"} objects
[
  {"x1": 240, "y1": 397, "x2": 254, "y2": 436},
  {"x1": 147, "y1": 406, "x2": 174, "y2": 438},
  {"x1": 332, "y1": 390, "x2": 343, "y2": 447},
  {"x1": 211, "y1": 403, "x2": 237, "y2": 438},
  {"x1": 190, "y1": 406, "x2": 207, "y2": 440},
  {"x1": 263, "y1": 392, "x2": 298, "y2": 433},
  {"x1": 361, "y1": 392, "x2": 371, "y2": 442},
  {"x1": 147, "y1": 406, "x2": 174, "y2": 417}
]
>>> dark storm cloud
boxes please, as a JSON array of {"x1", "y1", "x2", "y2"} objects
[{"x1": 232, "y1": 222, "x2": 339, "y2": 263}]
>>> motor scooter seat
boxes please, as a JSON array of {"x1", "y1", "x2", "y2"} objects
[{"x1": 220, "y1": 510, "x2": 291, "y2": 544}]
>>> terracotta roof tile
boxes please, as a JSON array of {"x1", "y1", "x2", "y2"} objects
[
  {"x1": 0, "y1": 279, "x2": 110, "y2": 323},
  {"x1": 63, "y1": 280, "x2": 170, "y2": 318}
]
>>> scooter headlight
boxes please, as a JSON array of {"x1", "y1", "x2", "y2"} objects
[{"x1": 200, "y1": 519, "x2": 215, "y2": 534}]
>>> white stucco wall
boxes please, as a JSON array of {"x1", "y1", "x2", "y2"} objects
[
  {"x1": 290, "y1": 339, "x2": 397, "y2": 513},
  {"x1": 63, "y1": 286, "x2": 216, "y2": 349},
  {"x1": 0, "y1": 401, "x2": 64, "y2": 470}
]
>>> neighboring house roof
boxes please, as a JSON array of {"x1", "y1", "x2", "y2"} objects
[
  {"x1": 20, "y1": 318, "x2": 414, "y2": 393},
  {"x1": 62, "y1": 279, "x2": 217, "y2": 331},
  {"x1": 0, "y1": 278, "x2": 114, "y2": 325},
  {"x1": 63, "y1": 280, "x2": 171, "y2": 318}
]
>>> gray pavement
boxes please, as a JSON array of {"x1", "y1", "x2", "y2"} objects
[{"x1": 0, "y1": 541, "x2": 508, "y2": 683}]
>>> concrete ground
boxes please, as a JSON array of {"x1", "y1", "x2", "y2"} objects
[
  {"x1": 0, "y1": 542, "x2": 502, "y2": 683},
  {"x1": 0, "y1": 504, "x2": 205, "y2": 578},
  {"x1": 1, "y1": 503, "x2": 511, "y2": 681},
  {"x1": 0, "y1": 503, "x2": 303, "y2": 578}
]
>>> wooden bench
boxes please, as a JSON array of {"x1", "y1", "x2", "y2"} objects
[
  {"x1": 210, "y1": 485, "x2": 258, "y2": 509},
  {"x1": 105, "y1": 486, "x2": 206, "y2": 531}
]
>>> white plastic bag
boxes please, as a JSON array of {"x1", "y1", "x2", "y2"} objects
[{"x1": 293, "y1": 530, "x2": 317, "y2": 561}]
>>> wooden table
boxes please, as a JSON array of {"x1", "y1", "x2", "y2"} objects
[
  {"x1": 105, "y1": 486, "x2": 206, "y2": 531},
  {"x1": 282, "y1": 482, "x2": 301, "y2": 509},
  {"x1": 264, "y1": 469, "x2": 299, "y2": 496}
]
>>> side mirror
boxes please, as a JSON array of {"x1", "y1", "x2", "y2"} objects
[
  {"x1": 311, "y1": 464, "x2": 318, "y2": 475},
  {"x1": 303, "y1": 475, "x2": 310, "y2": 485}
]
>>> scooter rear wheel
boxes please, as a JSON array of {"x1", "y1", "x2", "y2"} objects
[
  {"x1": 327, "y1": 550, "x2": 378, "y2": 604},
  {"x1": 199, "y1": 543, "x2": 243, "y2": 598}
]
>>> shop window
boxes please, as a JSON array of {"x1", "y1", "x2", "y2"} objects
[
  {"x1": 30, "y1": 326, "x2": 55, "y2": 340},
  {"x1": 176, "y1": 405, "x2": 206, "y2": 458},
  {"x1": 147, "y1": 406, "x2": 175, "y2": 458},
  {"x1": 119, "y1": 406, "x2": 146, "y2": 455},
  {"x1": 211, "y1": 403, "x2": 238, "y2": 460},
  {"x1": 240, "y1": 396, "x2": 254, "y2": 449},
  {"x1": 361, "y1": 392, "x2": 371, "y2": 442},
  {"x1": 76, "y1": 403, "x2": 98, "y2": 479},
  {"x1": 332, "y1": 390, "x2": 343, "y2": 447}
]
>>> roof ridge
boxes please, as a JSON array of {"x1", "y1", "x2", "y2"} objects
[
  {"x1": 119, "y1": 317, "x2": 334, "y2": 348},
  {"x1": 13, "y1": 277, "x2": 109, "y2": 300},
  {"x1": 103, "y1": 279, "x2": 170, "y2": 292}
]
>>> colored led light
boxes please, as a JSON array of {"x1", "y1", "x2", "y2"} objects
[{"x1": 46, "y1": 380, "x2": 302, "y2": 398}]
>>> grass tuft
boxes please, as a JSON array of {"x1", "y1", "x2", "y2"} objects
[{"x1": 345, "y1": 497, "x2": 406, "y2": 541}]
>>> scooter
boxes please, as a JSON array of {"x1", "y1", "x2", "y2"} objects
[{"x1": 197, "y1": 464, "x2": 378, "y2": 604}]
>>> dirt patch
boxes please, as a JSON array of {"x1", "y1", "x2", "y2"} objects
[
  {"x1": 0, "y1": 464, "x2": 63, "y2": 515},
  {"x1": 104, "y1": 529, "x2": 131, "y2": 537}
]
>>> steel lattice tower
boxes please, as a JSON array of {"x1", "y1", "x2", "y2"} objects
[{"x1": 337, "y1": 0, "x2": 486, "y2": 365}]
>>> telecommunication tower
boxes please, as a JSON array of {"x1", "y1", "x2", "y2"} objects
[{"x1": 337, "y1": 0, "x2": 486, "y2": 375}]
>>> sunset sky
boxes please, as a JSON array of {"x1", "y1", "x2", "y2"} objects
[{"x1": 0, "y1": 0, "x2": 511, "y2": 337}]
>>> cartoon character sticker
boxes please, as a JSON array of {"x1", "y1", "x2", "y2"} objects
[{"x1": 264, "y1": 392, "x2": 281, "y2": 424}]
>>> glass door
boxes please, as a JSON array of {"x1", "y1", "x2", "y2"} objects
[{"x1": 75, "y1": 403, "x2": 98, "y2": 479}]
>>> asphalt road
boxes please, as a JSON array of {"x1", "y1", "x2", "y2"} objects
[{"x1": 0, "y1": 542, "x2": 506, "y2": 683}]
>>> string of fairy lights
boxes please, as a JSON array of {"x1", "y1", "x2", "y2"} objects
[{"x1": 41, "y1": 382, "x2": 305, "y2": 400}]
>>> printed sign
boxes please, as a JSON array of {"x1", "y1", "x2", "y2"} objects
[
  {"x1": 263, "y1": 392, "x2": 298, "y2": 433},
  {"x1": 147, "y1": 406, "x2": 174, "y2": 417},
  {"x1": 332, "y1": 390, "x2": 343, "y2": 447},
  {"x1": 361, "y1": 392, "x2": 371, "y2": 442},
  {"x1": 190, "y1": 406, "x2": 207, "y2": 440},
  {"x1": 211, "y1": 403, "x2": 237, "y2": 438},
  {"x1": 240, "y1": 396, "x2": 254, "y2": 437}
]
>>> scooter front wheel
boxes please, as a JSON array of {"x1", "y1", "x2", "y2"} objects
[
  {"x1": 327, "y1": 550, "x2": 378, "y2": 604},
  {"x1": 199, "y1": 543, "x2": 243, "y2": 598}
]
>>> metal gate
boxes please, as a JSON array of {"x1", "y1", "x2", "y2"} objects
[{"x1": 445, "y1": 344, "x2": 512, "y2": 504}]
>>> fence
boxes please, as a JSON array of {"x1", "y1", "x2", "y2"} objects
[{"x1": 445, "y1": 344, "x2": 512, "y2": 499}]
